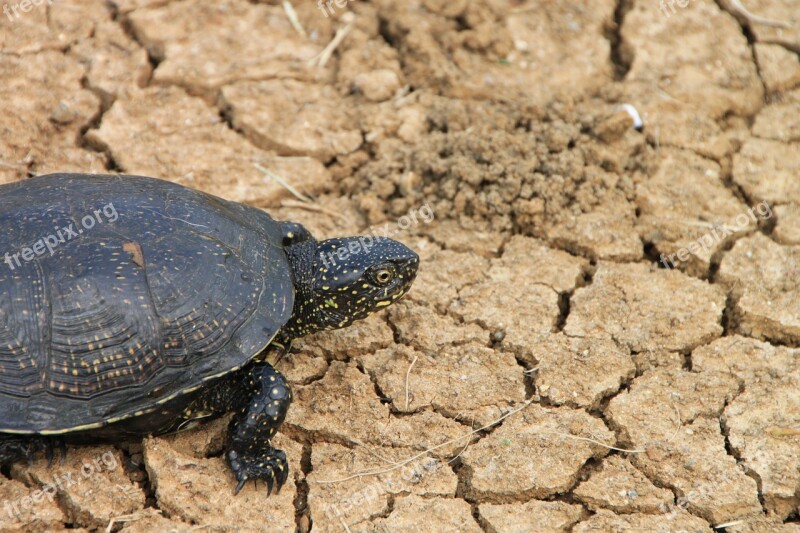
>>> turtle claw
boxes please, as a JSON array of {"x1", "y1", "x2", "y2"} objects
[
  {"x1": 234, "y1": 477, "x2": 247, "y2": 496},
  {"x1": 57, "y1": 439, "x2": 68, "y2": 465},
  {"x1": 227, "y1": 448, "x2": 288, "y2": 496},
  {"x1": 27, "y1": 437, "x2": 67, "y2": 468},
  {"x1": 45, "y1": 444, "x2": 54, "y2": 467},
  {"x1": 45, "y1": 439, "x2": 67, "y2": 467}
]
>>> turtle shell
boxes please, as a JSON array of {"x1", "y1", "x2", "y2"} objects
[{"x1": 0, "y1": 173, "x2": 293, "y2": 434}]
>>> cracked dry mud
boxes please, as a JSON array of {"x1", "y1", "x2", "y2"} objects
[{"x1": 0, "y1": 0, "x2": 798, "y2": 531}]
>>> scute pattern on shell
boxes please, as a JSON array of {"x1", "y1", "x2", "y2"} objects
[{"x1": 0, "y1": 174, "x2": 294, "y2": 433}]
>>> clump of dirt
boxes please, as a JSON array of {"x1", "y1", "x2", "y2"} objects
[{"x1": 350, "y1": 95, "x2": 644, "y2": 237}]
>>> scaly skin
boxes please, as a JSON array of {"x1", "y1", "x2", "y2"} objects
[
  {"x1": 167, "y1": 360, "x2": 293, "y2": 494},
  {"x1": 226, "y1": 363, "x2": 292, "y2": 495}
]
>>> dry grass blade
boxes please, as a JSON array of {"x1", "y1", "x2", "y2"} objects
[
  {"x1": 311, "y1": 13, "x2": 355, "y2": 68},
  {"x1": 338, "y1": 515, "x2": 353, "y2": 532},
  {"x1": 728, "y1": 0, "x2": 791, "y2": 28},
  {"x1": 282, "y1": 1, "x2": 307, "y2": 37},
  {"x1": 313, "y1": 393, "x2": 649, "y2": 485},
  {"x1": 254, "y1": 162, "x2": 313, "y2": 203},
  {"x1": 314, "y1": 398, "x2": 536, "y2": 483}
]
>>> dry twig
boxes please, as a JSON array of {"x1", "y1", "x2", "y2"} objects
[
  {"x1": 728, "y1": 0, "x2": 791, "y2": 28},
  {"x1": 282, "y1": 1, "x2": 307, "y2": 37},
  {"x1": 254, "y1": 163, "x2": 313, "y2": 203},
  {"x1": 311, "y1": 13, "x2": 355, "y2": 68},
  {"x1": 314, "y1": 392, "x2": 648, "y2": 485},
  {"x1": 314, "y1": 398, "x2": 535, "y2": 483}
]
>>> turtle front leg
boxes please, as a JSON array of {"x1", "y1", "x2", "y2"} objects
[{"x1": 226, "y1": 362, "x2": 292, "y2": 495}]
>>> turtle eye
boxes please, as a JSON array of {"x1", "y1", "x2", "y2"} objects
[{"x1": 371, "y1": 267, "x2": 395, "y2": 286}]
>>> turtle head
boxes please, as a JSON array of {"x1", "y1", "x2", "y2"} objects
[{"x1": 282, "y1": 228, "x2": 419, "y2": 338}]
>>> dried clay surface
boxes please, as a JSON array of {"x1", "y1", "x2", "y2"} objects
[{"x1": 0, "y1": 0, "x2": 798, "y2": 531}]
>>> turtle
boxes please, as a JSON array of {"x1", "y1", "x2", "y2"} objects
[{"x1": 0, "y1": 172, "x2": 419, "y2": 495}]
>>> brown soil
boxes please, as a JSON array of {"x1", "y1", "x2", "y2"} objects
[{"x1": 1, "y1": 0, "x2": 799, "y2": 532}]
